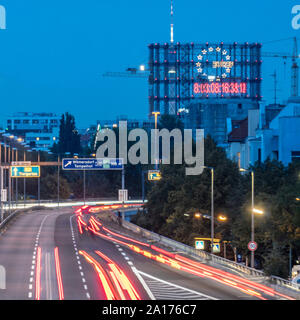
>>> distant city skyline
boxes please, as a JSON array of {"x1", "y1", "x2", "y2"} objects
[{"x1": 0, "y1": 0, "x2": 298, "y2": 128}]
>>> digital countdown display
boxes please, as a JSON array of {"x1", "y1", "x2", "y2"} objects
[
  {"x1": 191, "y1": 43, "x2": 261, "y2": 99},
  {"x1": 193, "y1": 82, "x2": 247, "y2": 95}
]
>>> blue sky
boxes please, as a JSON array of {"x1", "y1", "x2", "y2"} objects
[{"x1": 0, "y1": 0, "x2": 299, "y2": 128}]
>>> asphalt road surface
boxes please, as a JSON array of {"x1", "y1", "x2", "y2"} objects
[{"x1": 0, "y1": 208, "x2": 294, "y2": 300}]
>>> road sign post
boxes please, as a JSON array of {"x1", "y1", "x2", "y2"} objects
[
  {"x1": 248, "y1": 241, "x2": 258, "y2": 252},
  {"x1": 148, "y1": 170, "x2": 161, "y2": 181},
  {"x1": 62, "y1": 158, "x2": 123, "y2": 171},
  {"x1": 62, "y1": 158, "x2": 124, "y2": 204},
  {"x1": 119, "y1": 189, "x2": 128, "y2": 221},
  {"x1": 195, "y1": 240, "x2": 205, "y2": 250},
  {"x1": 10, "y1": 166, "x2": 40, "y2": 178}
]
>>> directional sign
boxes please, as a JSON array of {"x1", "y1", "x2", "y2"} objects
[
  {"x1": 10, "y1": 166, "x2": 40, "y2": 178},
  {"x1": 148, "y1": 170, "x2": 161, "y2": 181},
  {"x1": 248, "y1": 241, "x2": 258, "y2": 252},
  {"x1": 195, "y1": 240, "x2": 205, "y2": 250},
  {"x1": 62, "y1": 158, "x2": 123, "y2": 170}
]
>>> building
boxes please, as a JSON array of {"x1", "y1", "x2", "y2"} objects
[
  {"x1": 95, "y1": 116, "x2": 154, "y2": 132},
  {"x1": 5, "y1": 112, "x2": 60, "y2": 151},
  {"x1": 148, "y1": 42, "x2": 262, "y2": 118},
  {"x1": 226, "y1": 100, "x2": 300, "y2": 168},
  {"x1": 183, "y1": 98, "x2": 259, "y2": 145}
]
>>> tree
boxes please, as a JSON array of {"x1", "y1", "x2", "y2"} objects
[
  {"x1": 40, "y1": 174, "x2": 70, "y2": 200},
  {"x1": 133, "y1": 135, "x2": 245, "y2": 248},
  {"x1": 55, "y1": 112, "x2": 81, "y2": 155}
]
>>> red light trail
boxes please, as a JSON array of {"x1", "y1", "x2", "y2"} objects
[{"x1": 54, "y1": 247, "x2": 64, "y2": 300}]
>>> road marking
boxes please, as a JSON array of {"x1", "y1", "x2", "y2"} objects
[
  {"x1": 130, "y1": 266, "x2": 155, "y2": 300},
  {"x1": 69, "y1": 214, "x2": 91, "y2": 300},
  {"x1": 136, "y1": 270, "x2": 218, "y2": 300},
  {"x1": 28, "y1": 214, "x2": 50, "y2": 300}
]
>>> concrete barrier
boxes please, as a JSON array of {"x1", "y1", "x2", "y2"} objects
[{"x1": 118, "y1": 215, "x2": 300, "y2": 294}]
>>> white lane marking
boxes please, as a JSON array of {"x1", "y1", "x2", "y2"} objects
[
  {"x1": 69, "y1": 214, "x2": 91, "y2": 300},
  {"x1": 136, "y1": 270, "x2": 218, "y2": 300},
  {"x1": 28, "y1": 214, "x2": 50, "y2": 300},
  {"x1": 130, "y1": 266, "x2": 155, "y2": 300}
]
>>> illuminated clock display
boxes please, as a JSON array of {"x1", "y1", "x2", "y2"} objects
[
  {"x1": 194, "y1": 82, "x2": 247, "y2": 95},
  {"x1": 193, "y1": 45, "x2": 252, "y2": 98}
]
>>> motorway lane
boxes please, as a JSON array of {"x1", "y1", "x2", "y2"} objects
[
  {"x1": 0, "y1": 208, "x2": 294, "y2": 300},
  {"x1": 0, "y1": 210, "x2": 62, "y2": 299}
]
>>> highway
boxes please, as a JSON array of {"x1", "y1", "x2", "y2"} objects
[{"x1": 0, "y1": 206, "x2": 295, "y2": 301}]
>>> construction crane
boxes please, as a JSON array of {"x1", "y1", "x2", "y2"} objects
[
  {"x1": 103, "y1": 38, "x2": 300, "y2": 101},
  {"x1": 102, "y1": 66, "x2": 149, "y2": 79},
  {"x1": 262, "y1": 37, "x2": 299, "y2": 97}
]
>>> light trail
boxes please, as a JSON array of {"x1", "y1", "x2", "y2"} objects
[
  {"x1": 95, "y1": 250, "x2": 141, "y2": 300},
  {"x1": 35, "y1": 247, "x2": 42, "y2": 300},
  {"x1": 84, "y1": 215, "x2": 295, "y2": 300},
  {"x1": 79, "y1": 250, "x2": 118, "y2": 300},
  {"x1": 54, "y1": 247, "x2": 64, "y2": 300}
]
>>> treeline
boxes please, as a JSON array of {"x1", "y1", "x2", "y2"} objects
[{"x1": 132, "y1": 135, "x2": 300, "y2": 279}]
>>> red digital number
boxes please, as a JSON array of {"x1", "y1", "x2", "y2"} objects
[{"x1": 193, "y1": 82, "x2": 247, "y2": 95}]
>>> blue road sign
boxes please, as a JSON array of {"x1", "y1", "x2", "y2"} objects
[
  {"x1": 62, "y1": 158, "x2": 124, "y2": 170},
  {"x1": 10, "y1": 166, "x2": 40, "y2": 178}
]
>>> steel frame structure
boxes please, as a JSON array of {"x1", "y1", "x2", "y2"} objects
[{"x1": 148, "y1": 42, "x2": 262, "y2": 117}]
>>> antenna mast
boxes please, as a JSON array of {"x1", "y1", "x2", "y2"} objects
[{"x1": 170, "y1": 0, "x2": 174, "y2": 43}]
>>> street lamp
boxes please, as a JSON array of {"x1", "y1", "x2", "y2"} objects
[
  {"x1": 152, "y1": 111, "x2": 160, "y2": 170},
  {"x1": 240, "y1": 167, "x2": 261, "y2": 268},
  {"x1": 201, "y1": 166, "x2": 214, "y2": 254},
  {"x1": 217, "y1": 214, "x2": 228, "y2": 222}
]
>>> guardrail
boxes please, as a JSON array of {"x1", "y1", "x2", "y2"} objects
[
  {"x1": 0, "y1": 207, "x2": 34, "y2": 232},
  {"x1": 116, "y1": 215, "x2": 300, "y2": 293},
  {"x1": 2, "y1": 198, "x2": 146, "y2": 210}
]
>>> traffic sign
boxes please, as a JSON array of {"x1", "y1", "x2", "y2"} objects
[
  {"x1": 1, "y1": 189, "x2": 7, "y2": 202},
  {"x1": 118, "y1": 189, "x2": 128, "y2": 202},
  {"x1": 11, "y1": 161, "x2": 31, "y2": 166},
  {"x1": 248, "y1": 241, "x2": 258, "y2": 252},
  {"x1": 195, "y1": 240, "x2": 205, "y2": 250},
  {"x1": 212, "y1": 243, "x2": 221, "y2": 253},
  {"x1": 62, "y1": 158, "x2": 123, "y2": 170},
  {"x1": 148, "y1": 170, "x2": 161, "y2": 181},
  {"x1": 10, "y1": 166, "x2": 40, "y2": 178}
]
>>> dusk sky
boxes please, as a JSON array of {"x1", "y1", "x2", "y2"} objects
[{"x1": 0, "y1": 0, "x2": 299, "y2": 128}]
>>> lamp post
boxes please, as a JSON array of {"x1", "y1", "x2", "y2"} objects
[
  {"x1": 240, "y1": 168, "x2": 264, "y2": 268},
  {"x1": 152, "y1": 111, "x2": 160, "y2": 170},
  {"x1": 201, "y1": 166, "x2": 214, "y2": 254}
]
